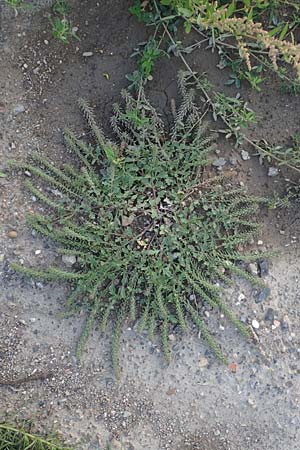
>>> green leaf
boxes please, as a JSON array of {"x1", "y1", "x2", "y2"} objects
[
  {"x1": 160, "y1": 0, "x2": 173, "y2": 5},
  {"x1": 279, "y1": 22, "x2": 289, "y2": 41},
  {"x1": 269, "y1": 25, "x2": 281, "y2": 37},
  {"x1": 177, "y1": 7, "x2": 193, "y2": 18},
  {"x1": 184, "y1": 20, "x2": 192, "y2": 33},
  {"x1": 226, "y1": 1, "x2": 236, "y2": 18}
]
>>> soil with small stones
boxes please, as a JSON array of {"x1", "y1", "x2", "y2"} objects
[{"x1": 1, "y1": 1, "x2": 300, "y2": 449}]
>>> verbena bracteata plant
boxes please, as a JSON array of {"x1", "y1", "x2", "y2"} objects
[{"x1": 12, "y1": 72, "x2": 266, "y2": 378}]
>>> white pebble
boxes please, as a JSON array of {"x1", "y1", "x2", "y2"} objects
[
  {"x1": 252, "y1": 319, "x2": 260, "y2": 329},
  {"x1": 62, "y1": 255, "x2": 77, "y2": 267},
  {"x1": 268, "y1": 167, "x2": 279, "y2": 177},
  {"x1": 241, "y1": 150, "x2": 250, "y2": 161}
]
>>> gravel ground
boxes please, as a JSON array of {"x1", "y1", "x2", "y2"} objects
[{"x1": 1, "y1": 1, "x2": 300, "y2": 449}]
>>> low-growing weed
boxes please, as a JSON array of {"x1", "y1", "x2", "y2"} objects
[
  {"x1": 49, "y1": 16, "x2": 79, "y2": 44},
  {"x1": 127, "y1": 37, "x2": 163, "y2": 88},
  {"x1": 12, "y1": 72, "x2": 268, "y2": 378}
]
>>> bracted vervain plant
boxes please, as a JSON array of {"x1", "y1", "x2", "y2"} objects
[{"x1": 12, "y1": 72, "x2": 267, "y2": 378}]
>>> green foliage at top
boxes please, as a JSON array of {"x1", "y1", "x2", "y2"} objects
[
  {"x1": 130, "y1": 0, "x2": 300, "y2": 92},
  {"x1": 0, "y1": 424, "x2": 71, "y2": 450},
  {"x1": 12, "y1": 72, "x2": 267, "y2": 378}
]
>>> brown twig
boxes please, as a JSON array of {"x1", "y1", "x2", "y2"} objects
[{"x1": 0, "y1": 371, "x2": 53, "y2": 387}]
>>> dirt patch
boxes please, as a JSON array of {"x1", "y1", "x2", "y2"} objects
[{"x1": 1, "y1": 1, "x2": 300, "y2": 450}]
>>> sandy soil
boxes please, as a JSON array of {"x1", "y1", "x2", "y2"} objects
[{"x1": 0, "y1": 1, "x2": 300, "y2": 449}]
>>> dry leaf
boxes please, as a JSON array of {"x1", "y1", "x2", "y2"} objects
[{"x1": 121, "y1": 215, "x2": 134, "y2": 227}]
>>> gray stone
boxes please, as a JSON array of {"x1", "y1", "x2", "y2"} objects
[
  {"x1": 13, "y1": 104, "x2": 25, "y2": 115},
  {"x1": 212, "y1": 157, "x2": 226, "y2": 168},
  {"x1": 62, "y1": 255, "x2": 77, "y2": 267},
  {"x1": 255, "y1": 287, "x2": 271, "y2": 304},
  {"x1": 258, "y1": 260, "x2": 269, "y2": 277},
  {"x1": 280, "y1": 319, "x2": 289, "y2": 331},
  {"x1": 268, "y1": 166, "x2": 279, "y2": 177},
  {"x1": 249, "y1": 263, "x2": 258, "y2": 276},
  {"x1": 264, "y1": 308, "x2": 275, "y2": 322}
]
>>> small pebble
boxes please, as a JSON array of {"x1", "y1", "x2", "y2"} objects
[
  {"x1": 249, "y1": 263, "x2": 258, "y2": 276},
  {"x1": 238, "y1": 293, "x2": 245, "y2": 301},
  {"x1": 252, "y1": 319, "x2": 260, "y2": 329},
  {"x1": 13, "y1": 104, "x2": 25, "y2": 115},
  {"x1": 268, "y1": 167, "x2": 279, "y2": 177},
  {"x1": 82, "y1": 51, "x2": 93, "y2": 57},
  {"x1": 35, "y1": 250, "x2": 41, "y2": 255},
  {"x1": 241, "y1": 150, "x2": 250, "y2": 161},
  {"x1": 199, "y1": 357, "x2": 209, "y2": 368},
  {"x1": 264, "y1": 308, "x2": 275, "y2": 322},
  {"x1": 212, "y1": 157, "x2": 226, "y2": 168},
  {"x1": 62, "y1": 255, "x2": 77, "y2": 267},
  {"x1": 8, "y1": 230, "x2": 18, "y2": 239},
  {"x1": 280, "y1": 318, "x2": 289, "y2": 331},
  {"x1": 255, "y1": 287, "x2": 270, "y2": 304},
  {"x1": 272, "y1": 320, "x2": 280, "y2": 330},
  {"x1": 248, "y1": 398, "x2": 256, "y2": 407},
  {"x1": 257, "y1": 240, "x2": 263, "y2": 246},
  {"x1": 258, "y1": 260, "x2": 268, "y2": 277}
]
